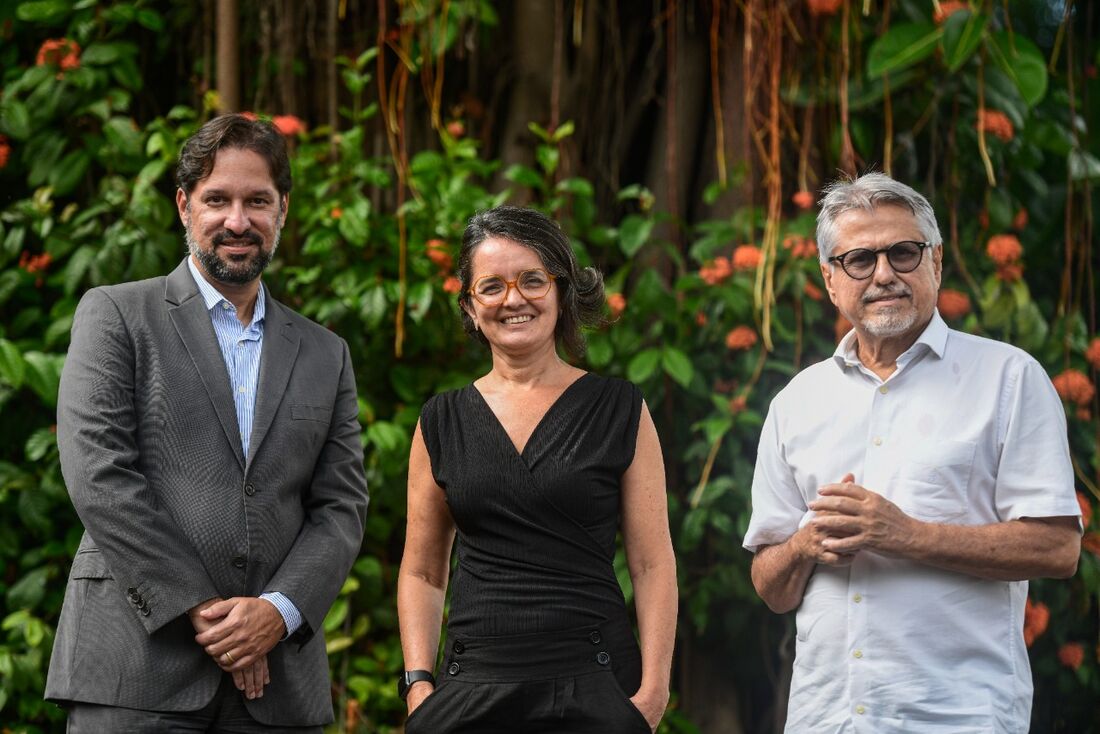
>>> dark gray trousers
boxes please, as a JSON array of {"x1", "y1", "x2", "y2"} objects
[
  {"x1": 65, "y1": 674, "x2": 324, "y2": 734},
  {"x1": 405, "y1": 621, "x2": 652, "y2": 734}
]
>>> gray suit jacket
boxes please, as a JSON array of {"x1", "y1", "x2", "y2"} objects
[{"x1": 45, "y1": 259, "x2": 369, "y2": 726}]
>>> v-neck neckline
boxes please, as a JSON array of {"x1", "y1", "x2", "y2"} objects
[{"x1": 470, "y1": 372, "x2": 592, "y2": 461}]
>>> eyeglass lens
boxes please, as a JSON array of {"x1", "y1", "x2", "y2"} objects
[
  {"x1": 473, "y1": 269, "x2": 553, "y2": 304},
  {"x1": 841, "y1": 241, "x2": 923, "y2": 278}
]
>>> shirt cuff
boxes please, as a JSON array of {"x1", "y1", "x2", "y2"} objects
[{"x1": 260, "y1": 592, "x2": 303, "y2": 639}]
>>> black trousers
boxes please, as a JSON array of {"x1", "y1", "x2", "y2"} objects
[
  {"x1": 405, "y1": 620, "x2": 652, "y2": 734},
  {"x1": 65, "y1": 674, "x2": 323, "y2": 734}
]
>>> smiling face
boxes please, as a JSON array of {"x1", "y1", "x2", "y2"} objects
[
  {"x1": 176, "y1": 147, "x2": 288, "y2": 287},
  {"x1": 821, "y1": 204, "x2": 942, "y2": 346},
  {"x1": 463, "y1": 237, "x2": 560, "y2": 356}
]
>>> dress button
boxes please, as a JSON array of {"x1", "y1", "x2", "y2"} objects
[
  {"x1": 596, "y1": 651, "x2": 610, "y2": 665},
  {"x1": 244, "y1": 483, "x2": 255, "y2": 496},
  {"x1": 589, "y1": 631, "x2": 602, "y2": 645},
  {"x1": 453, "y1": 641, "x2": 465, "y2": 654},
  {"x1": 448, "y1": 662, "x2": 461, "y2": 676},
  {"x1": 232, "y1": 556, "x2": 246, "y2": 569}
]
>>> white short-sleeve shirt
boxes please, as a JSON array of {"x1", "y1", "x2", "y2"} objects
[{"x1": 744, "y1": 311, "x2": 1080, "y2": 734}]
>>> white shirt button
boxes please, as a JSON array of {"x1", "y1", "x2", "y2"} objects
[
  {"x1": 853, "y1": 594, "x2": 862, "y2": 603},
  {"x1": 873, "y1": 437, "x2": 883, "y2": 446},
  {"x1": 855, "y1": 705, "x2": 866, "y2": 715},
  {"x1": 222, "y1": 302, "x2": 231, "y2": 310},
  {"x1": 853, "y1": 650, "x2": 863, "y2": 659},
  {"x1": 879, "y1": 385, "x2": 889, "y2": 394},
  {"x1": 238, "y1": 386, "x2": 246, "y2": 393}
]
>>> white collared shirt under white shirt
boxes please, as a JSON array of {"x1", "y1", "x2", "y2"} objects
[
  {"x1": 186, "y1": 257, "x2": 303, "y2": 638},
  {"x1": 744, "y1": 310, "x2": 1080, "y2": 734}
]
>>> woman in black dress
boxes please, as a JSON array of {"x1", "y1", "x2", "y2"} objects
[{"x1": 397, "y1": 206, "x2": 677, "y2": 733}]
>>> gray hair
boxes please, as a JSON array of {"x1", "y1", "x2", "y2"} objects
[{"x1": 815, "y1": 172, "x2": 942, "y2": 264}]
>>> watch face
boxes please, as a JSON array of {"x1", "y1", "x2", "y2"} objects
[{"x1": 397, "y1": 673, "x2": 410, "y2": 700}]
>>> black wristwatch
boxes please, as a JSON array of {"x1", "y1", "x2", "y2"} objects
[{"x1": 398, "y1": 670, "x2": 436, "y2": 700}]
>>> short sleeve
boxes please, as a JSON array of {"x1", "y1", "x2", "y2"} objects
[
  {"x1": 743, "y1": 401, "x2": 810, "y2": 552},
  {"x1": 993, "y1": 359, "x2": 1081, "y2": 524},
  {"x1": 418, "y1": 393, "x2": 446, "y2": 488}
]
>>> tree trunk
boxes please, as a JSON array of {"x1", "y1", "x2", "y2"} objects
[{"x1": 216, "y1": 0, "x2": 240, "y2": 111}]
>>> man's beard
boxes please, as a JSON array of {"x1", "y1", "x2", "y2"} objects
[
  {"x1": 858, "y1": 285, "x2": 917, "y2": 338},
  {"x1": 185, "y1": 221, "x2": 278, "y2": 285}
]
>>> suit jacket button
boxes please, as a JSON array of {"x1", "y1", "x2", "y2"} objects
[
  {"x1": 596, "y1": 651, "x2": 610, "y2": 665},
  {"x1": 448, "y1": 662, "x2": 461, "y2": 676},
  {"x1": 128, "y1": 589, "x2": 140, "y2": 603},
  {"x1": 232, "y1": 556, "x2": 246, "y2": 569},
  {"x1": 244, "y1": 483, "x2": 255, "y2": 496},
  {"x1": 140, "y1": 606, "x2": 151, "y2": 617}
]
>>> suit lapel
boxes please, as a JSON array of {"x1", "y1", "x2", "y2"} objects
[
  {"x1": 165, "y1": 260, "x2": 246, "y2": 470},
  {"x1": 246, "y1": 294, "x2": 300, "y2": 468}
]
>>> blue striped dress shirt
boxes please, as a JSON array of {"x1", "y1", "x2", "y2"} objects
[{"x1": 187, "y1": 258, "x2": 303, "y2": 638}]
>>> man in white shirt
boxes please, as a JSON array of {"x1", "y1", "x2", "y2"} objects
[{"x1": 744, "y1": 172, "x2": 1081, "y2": 733}]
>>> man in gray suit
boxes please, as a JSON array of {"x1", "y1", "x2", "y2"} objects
[{"x1": 45, "y1": 114, "x2": 369, "y2": 731}]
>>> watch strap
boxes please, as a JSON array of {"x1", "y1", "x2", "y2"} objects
[{"x1": 399, "y1": 669, "x2": 436, "y2": 699}]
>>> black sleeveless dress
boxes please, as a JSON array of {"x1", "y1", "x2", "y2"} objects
[{"x1": 409, "y1": 373, "x2": 651, "y2": 733}]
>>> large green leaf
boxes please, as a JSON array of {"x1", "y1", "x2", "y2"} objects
[
  {"x1": 866, "y1": 23, "x2": 942, "y2": 77},
  {"x1": 0, "y1": 99, "x2": 32, "y2": 140},
  {"x1": 941, "y1": 11, "x2": 988, "y2": 72},
  {"x1": 661, "y1": 347, "x2": 694, "y2": 388},
  {"x1": 986, "y1": 31, "x2": 1048, "y2": 106},
  {"x1": 1068, "y1": 149, "x2": 1100, "y2": 181},
  {"x1": 618, "y1": 215, "x2": 654, "y2": 257},
  {"x1": 15, "y1": 0, "x2": 69, "y2": 23},
  {"x1": 626, "y1": 348, "x2": 661, "y2": 383},
  {"x1": 0, "y1": 340, "x2": 26, "y2": 389}
]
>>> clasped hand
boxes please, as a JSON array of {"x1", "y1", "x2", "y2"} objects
[
  {"x1": 189, "y1": 597, "x2": 286, "y2": 700},
  {"x1": 802, "y1": 473, "x2": 917, "y2": 564}
]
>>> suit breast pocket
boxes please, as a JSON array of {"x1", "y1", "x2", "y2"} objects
[
  {"x1": 894, "y1": 439, "x2": 976, "y2": 522},
  {"x1": 291, "y1": 404, "x2": 332, "y2": 423}
]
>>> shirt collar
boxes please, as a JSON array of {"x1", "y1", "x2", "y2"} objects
[
  {"x1": 832, "y1": 309, "x2": 949, "y2": 370},
  {"x1": 186, "y1": 256, "x2": 266, "y2": 325}
]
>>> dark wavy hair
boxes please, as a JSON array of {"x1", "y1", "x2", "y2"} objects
[
  {"x1": 175, "y1": 114, "x2": 292, "y2": 197},
  {"x1": 458, "y1": 206, "x2": 605, "y2": 359}
]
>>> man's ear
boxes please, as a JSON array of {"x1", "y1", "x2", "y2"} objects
[
  {"x1": 821, "y1": 262, "x2": 840, "y2": 308},
  {"x1": 176, "y1": 188, "x2": 189, "y2": 224},
  {"x1": 932, "y1": 244, "x2": 943, "y2": 287},
  {"x1": 278, "y1": 193, "x2": 290, "y2": 227}
]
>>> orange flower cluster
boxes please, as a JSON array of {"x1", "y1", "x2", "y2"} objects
[
  {"x1": 695, "y1": 311, "x2": 708, "y2": 326},
  {"x1": 725, "y1": 326, "x2": 758, "y2": 351},
  {"x1": 700, "y1": 256, "x2": 732, "y2": 285},
  {"x1": 732, "y1": 244, "x2": 763, "y2": 271},
  {"x1": 0, "y1": 135, "x2": 9, "y2": 168},
  {"x1": 1057, "y1": 642, "x2": 1085, "y2": 671},
  {"x1": 1052, "y1": 369, "x2": 1096, "y2": 406},
  {"x1": 986, "y1": 234, "x2": 1024, "y2": 282},
  {"x1": 1084, "y1": 532, "x2": 1100, "y2": 557},
  {"x1": 606, "y1": 292, "x2": 626, "y2": 319},
  {"x1": 1078, "y1": 492, "x2": 1093, "y2": 528},
  {"x1": 934, "y1": 1, "x2": 969, "y2": 23},
  {"x1": 1084, "y1": 338, "x2": 1100, "y2": 371},
  {"x1": 976, "y1": 108, "x2": 1014, "y2": 142},
  {"x1": 442, "y1": 276, "x2": 462, "y2": 294},
  {"x1": 239, "y1": 111, "x2": 259, "y2": 121},
  {"x1": 1013, "y1": 208, "x2": 1029, "y2": 230},
  {"x1": 783, "y1": 234, "x2": 818, "y2": 259},
  {"x1": 803, "y1": 281, "x2": 824, "y2": 301},
  {"x1": 728, "y1": 395, "x2": 748, "y2": 414},
  {"x1": 330, "y1": 207, "x2": 342, "y2": 219},
  {"x1": 19, "y1": 251, "x2": 52, "y2": 274},
  {"x1": 36, "y1": 38, "x2": 81, "y2": 72},
  {"x1": 986, "y1": 234, "x2": 1023, "y2": 265},
  {"x1": 272, "y1": 115, "x2": 306, "y2": 137},
  {"x1": 1023, "y1": 598, "x2": 1050, "y2": 647},
  {"x1": 792, "y1": 190, "x2": 815, "y2": 210},
  {"x1": 937, "y1": 289, "x2": 971, "y2": 320},
  {"x1": 426, "y1": 239, "x2": 453, "y2": 270},
  {"x1": 806, "y1": 0, "x2": 843, "y2": 16},
  {"x1": 446, "y1": 120, "x2": 465, "y2": 138}
]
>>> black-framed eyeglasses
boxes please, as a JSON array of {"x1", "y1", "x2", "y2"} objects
[
  {"x1": 827, "y1": 241, "x2": 931, "y2": 280},
  {"x1": 469, "y1": 268, "x2": 557, "y2": 306}
]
